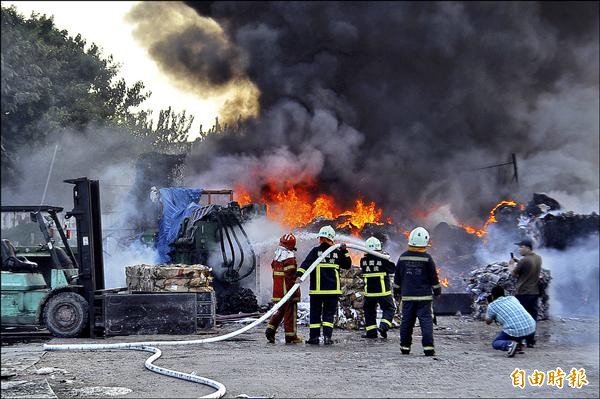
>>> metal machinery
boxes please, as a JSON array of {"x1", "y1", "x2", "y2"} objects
[
  {"x1": 1, "y1": 177, "x2": 211, "y2": 338},
  {"x1": 170, "y1": 200, "x2": 262, "y2": 283}
]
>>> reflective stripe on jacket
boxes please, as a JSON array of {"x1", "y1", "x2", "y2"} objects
[
  {"x1": 271, "y1": 247, "x2": 300, "y2": 302},
  {"x1": 297, "y1": 242, "x2": 352, "y2": 295},
  {"x1": 394, "y1": 249, "x2": 441, "y2": 300},
  {"x1": 360, "y1": 254, "x2": 395, "y2": 297}
]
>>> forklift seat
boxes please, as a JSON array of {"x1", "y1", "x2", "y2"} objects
[{"x1": 1, "y1": 239, "x2": 39, "y2": 272}]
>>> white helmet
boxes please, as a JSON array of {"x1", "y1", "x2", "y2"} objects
[
  {"x1": 365, "y1": 236, "x2": 382, "y2": 251},
  {"x1": 408, "y1": 227, "x2": 430, "y2": 247},
  {"x1": 317, "y1": 225, "x2": 336, "y2": 241}
]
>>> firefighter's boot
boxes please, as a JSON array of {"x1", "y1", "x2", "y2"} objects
[
  {"x1": 323, "y1": 336, "x2": 334, "y2": 345},
  {"x1": 265, "y1": 328, "x2": 276, "y2": 344},
  {"x1": 285, "y1": 335, "x2": 304, "y2": 344},
  {"x1": 378, "y1": 324, "x2": 389, "y2": 339}
]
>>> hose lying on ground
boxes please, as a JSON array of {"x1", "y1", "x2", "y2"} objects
[{"x1": 44, "y1": 243, "x2": 390, "y2": 398}]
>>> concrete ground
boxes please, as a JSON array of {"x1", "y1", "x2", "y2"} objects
[{"x1": 2, "y1": 316, "x2": 598, "y2": 398}]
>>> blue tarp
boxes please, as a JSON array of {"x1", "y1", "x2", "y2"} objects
[{"x1": 156, "y1": 187, "x2": 202, "y2": 263}]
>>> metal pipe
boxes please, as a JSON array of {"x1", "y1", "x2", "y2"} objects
[{"x1": 44, "y1": 244, "x2": 389, "y2": 398}]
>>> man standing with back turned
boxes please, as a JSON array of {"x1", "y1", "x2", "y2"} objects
[
  {"x1": 394, "y1": 227, "x2": 442, "y2": 356},
  {"x1": 509, "y1": 239, "x2": 542, "y2": 348}
]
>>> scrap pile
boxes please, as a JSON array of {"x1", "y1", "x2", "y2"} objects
[
  {"x1": 466, "y1": 261, "x2": 552, "y2": 320},
  {"x1": 126, "y1": 264, "x2": 214, "y2": 293},
  {"x1": 299, "y1": 268, "x2": 401, "y2": 329},
  {"x1": 334, "y1": 268, "x2": 366, "y2": 329}
]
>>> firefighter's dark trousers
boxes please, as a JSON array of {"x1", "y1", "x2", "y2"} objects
[
  {"x1": 309, "y1": 294, "x2": 338, "y2": 339},
  {"x1": 266, "y1": 301, "x2": 298, "y2": 340},
  {"x1": 400, "y1": 300, "x2": 434, "y2": 353},
  {"x1": 363, "y1": 295, "x2": 396, "y2": 337}
]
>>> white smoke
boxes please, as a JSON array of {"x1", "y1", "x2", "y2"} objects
[
  {"x1": 536, "y1": 236, "x2": 599, "y2": 318},
  {"x1": 472, "y1": 222, "x2": 599, "y2": 319},
  {"x1": 103, "y1": 237, "x2": 159, "y2": 288}
]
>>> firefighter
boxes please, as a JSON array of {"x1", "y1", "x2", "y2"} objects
[
  {"x1": 265, "y1": 233, "x2": 303, "y2": 344},
  {"x1": 296, "y1": 225, "x2": 351, "y2": 345},
  {"x1": 360, "y1": 237, "x2": 396, "y2": 339},
  {"x1": 394, "y1": 227, "x2": 442, "y2": 356}
]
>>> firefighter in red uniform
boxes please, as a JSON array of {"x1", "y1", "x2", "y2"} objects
[{"x1": 265, "y1": 233, "x2": 303, "y2": 344}]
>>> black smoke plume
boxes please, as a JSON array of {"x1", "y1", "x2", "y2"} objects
[{"x1": 129, "y1": 1, "x2": 599, "y2": 223}]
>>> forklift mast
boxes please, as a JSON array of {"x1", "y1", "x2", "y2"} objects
[{"x1": 64, "y1": 178, "x2": 105, "y2": 336}]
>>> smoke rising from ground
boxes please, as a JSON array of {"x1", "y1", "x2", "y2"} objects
[
  {"x1": 0, "y1": 126, "x2": 160, "y2": 288},
  {"x1": 474, "y1": 225, "x2": 599, "y2": 319},
  {"x1": 127, "y1": 1, "x2": 599, "y2": 222},
  {"x1": 537, "y1": 236, "x2": 599, "y2": 318},
  {"x1": 1, "y1": 127, "x2": 141, "y2": 208}
]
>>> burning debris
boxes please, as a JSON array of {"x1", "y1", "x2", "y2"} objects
[
  {"x1": 236, "y1": 182, "x2": 392, "y2": 234},
  {"x1": 467, "y1": 262, "x2": 552, "y2": 320},
  {"x1": 126, "y1": 264, "x2": 213, "y2": 293}
]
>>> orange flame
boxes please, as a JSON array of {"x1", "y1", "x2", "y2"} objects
[
  {"x1": 458, "y1": 200, "x2": 521, "y2": 238},
  {"x1": 235, "y1": 185, "x2": 253, "y2": 207},
  {"x1": 234, "y1": 182, "x2": 389, "y2": 229},
  {"x1": 436, "y1": 267, "x2": 449, "y2": 288}
]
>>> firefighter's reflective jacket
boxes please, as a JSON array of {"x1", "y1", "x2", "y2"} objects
[
  {"x1": 297, "y1": 242, "x2": 352, "y2": 295},
  {"x1": 271, "y1": 246, "x2": 300, "y2": 302},
  {"x1": 394, "y1": 248, "x2": 442, "y2": 300},
  {"x1": 360, "y1": 253, "x2": 396, "y2": 297}
]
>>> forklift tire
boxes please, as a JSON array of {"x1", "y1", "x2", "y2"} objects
[{"x1": 43, "y1": 292, "x2": 89, "y2": 338}]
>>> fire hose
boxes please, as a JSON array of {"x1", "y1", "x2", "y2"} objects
[{"x1": 44, "y1": 243, "x2": 390, "y2": 398}]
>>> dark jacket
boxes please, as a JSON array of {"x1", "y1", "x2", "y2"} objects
[
  {"x1": 394, "y1": 249, "x2": 441, "y2": 300},
  {"x1": 514, "y1": 253, "x2": 542, "y2": 295},
  {"x1": 297, "y1": 242, "x2": 351, "y2": 295},
  {"x1": 360, "y1": 253, "x2": 395, "y2": 297}
]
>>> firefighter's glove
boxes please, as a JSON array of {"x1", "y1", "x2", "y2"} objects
[
  {"x1": 433, "y1": 287, "x2": 442, "y2": 298},
  {"x1": 295, "y1": 277, "x2": 302, "y2": 285}
]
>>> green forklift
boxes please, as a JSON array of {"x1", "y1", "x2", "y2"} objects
[
  {"x1": 2, "y1": 177, "x2": 217, "y2": 339},
  {"x1": 1, "y1": 178, "x2": 106, "y2": 337}
]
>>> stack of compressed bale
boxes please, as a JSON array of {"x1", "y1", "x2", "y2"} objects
[
  {"x1": 126, "y1": 264, "x2": 213, "y2": 293},
  {"x1": 466, "y1": 261, "x2": 552, "y2": 320}
]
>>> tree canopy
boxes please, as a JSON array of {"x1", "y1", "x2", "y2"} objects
[{"x1": 1, "y1": 6, "x2": 198, "y2": 184}]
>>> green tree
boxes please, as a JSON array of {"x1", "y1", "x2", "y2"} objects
[
  {"x1": 1, "y1": 6, "x2": 150, "y2": 182},
  {"x1": 129, "y1": 107, "x2": 194, "y2": 152}
]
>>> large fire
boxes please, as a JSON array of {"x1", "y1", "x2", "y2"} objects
[
  {"x1": 457, "y1": 200, "x2": 523, "y2": 238},
  {"x1": 234, "y1": 182, "x2": 390, "y2": 230}
]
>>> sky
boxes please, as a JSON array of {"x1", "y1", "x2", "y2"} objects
[{"x1": 1, "y1": 1, "x2": 225, "y2": 140}]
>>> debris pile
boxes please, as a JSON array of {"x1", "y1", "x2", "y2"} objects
[
  {"x1": 215, "y1": 285, "x2": 259, "y2": 315},
  {"x1": 466, "y1": 261, "x2": 552, "y2": 320},
  {"x1": 126, "y1": 264, "x2": 214, "y2": 293},
  {"x1": 537, "y1": 212, "x2": 599, "y2": 250},
  {"x1": 334, "y1": 268, "x2": 365, "y2": 329},
  {"x1": 297, "y1": 302, "x2": 310, "y2": 325}
]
